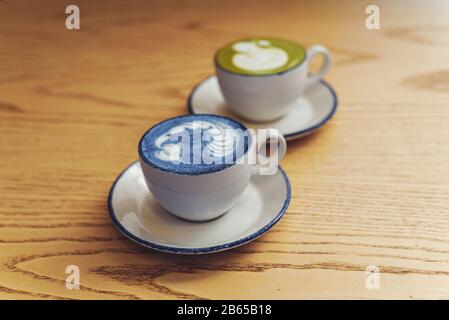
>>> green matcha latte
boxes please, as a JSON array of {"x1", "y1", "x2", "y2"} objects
[{"x1": 215, "y1": 37, "x2": 306, "y2": 76}]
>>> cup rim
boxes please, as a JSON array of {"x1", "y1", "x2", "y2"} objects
[
  {"x1": 138, "y1": 114, "x2": 253, "y2": 176},
  {"x1": 214, "y1": 37, "x2": 308, "y2": 78}
]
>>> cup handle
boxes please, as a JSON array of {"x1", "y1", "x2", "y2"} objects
[
  {"x1": 251, "y1": 129, "x2": 287, "y2": 176},
  {"x1": 305, "y1": 45, "x2": 332, "y2": 89}
]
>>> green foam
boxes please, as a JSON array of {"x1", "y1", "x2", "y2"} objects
[{"x1": 215, "y1": 37, "x2": 306, "y2": 75}]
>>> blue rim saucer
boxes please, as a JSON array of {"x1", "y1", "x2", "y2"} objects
[
  {"x1": 187, "y1": 75, "x2": 338, "y2": 141},
  {"x1": 108, "y1": 161, "x2": 291, "y2": 254}
]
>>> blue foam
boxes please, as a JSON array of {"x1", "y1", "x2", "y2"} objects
[{"x1": 139, "y1": 114, "x2": 251, "y2": 175}]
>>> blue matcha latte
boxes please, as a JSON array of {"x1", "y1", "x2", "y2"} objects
[{"x1": 139, "y1": 115, "x2": 251, "y2": 175}]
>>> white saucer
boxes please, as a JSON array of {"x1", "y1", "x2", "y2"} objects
[
  {"x1": 108, "y1": 161, "x2": 291, "y2": 254},
  {"x1": 188, "y1": 75, "x2": 338, "y2": 141}
]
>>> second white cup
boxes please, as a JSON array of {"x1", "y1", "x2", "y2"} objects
[{"x1": 215, "y1": 38, "x2": 332, "y2": 122}]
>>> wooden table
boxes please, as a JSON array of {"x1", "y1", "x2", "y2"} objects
[{"x1": 1, "y1": 0, "x2": 449, "y2": 299}]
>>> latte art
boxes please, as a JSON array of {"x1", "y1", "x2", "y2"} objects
[
  {"x1": 153, "y1": 120, "x2": 239, "y2": 164},
  {"x1": 215, "y1": 37, "x2": 306, "y2": 76},
  {"x1": 232, "y1": 40, "x2": 289, "y2": 72},
  {"x1": 139, "y1": 115, "x2": 251, "y2": 175}
]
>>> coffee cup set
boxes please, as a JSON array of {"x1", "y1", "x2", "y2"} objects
[{"x1": 108, "y1": 37, "x2": 338, "y2": 254}]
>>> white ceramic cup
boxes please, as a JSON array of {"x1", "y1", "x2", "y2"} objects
[
  {"x1": 215, "y1": 44, "x2": 331, "y2": 122},
  {"x1": 139, "y1": 116, "x2": 287, "y2": 222}
]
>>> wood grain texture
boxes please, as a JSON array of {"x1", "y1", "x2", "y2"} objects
[{"x1": 1, "y1": 0, "x2": 449, "y2": 299}]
